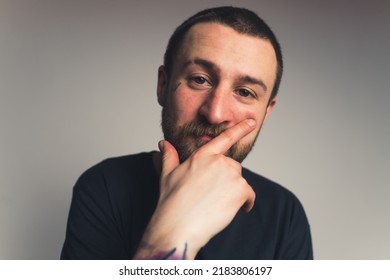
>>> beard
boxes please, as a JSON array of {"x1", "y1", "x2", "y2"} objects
[{"x1": 161, "y1": 106, "x2": 260, "y2": 163}]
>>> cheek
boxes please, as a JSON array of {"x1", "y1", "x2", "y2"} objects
[
  {"x1": 169, "y1": 90, "x2": 201, "y2": 126},
  {"x1": 235, "y1": 106, "x2": 266, "y2": 141},
  {"x1": 234, "y1": 105, "x2": 263, "y2": 126}
]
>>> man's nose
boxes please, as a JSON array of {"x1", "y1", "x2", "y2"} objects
[{"x1": 199, "y1": 87, "x2": 234, "y2": 125}]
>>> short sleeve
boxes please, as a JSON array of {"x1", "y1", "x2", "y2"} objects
[{"x1": 60, "y1": 167, "x2": 130, "y2": 259}]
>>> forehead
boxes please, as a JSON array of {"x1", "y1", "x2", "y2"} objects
[{"x1": 175, "y1": 22, "x2": 277, "y2": 90}]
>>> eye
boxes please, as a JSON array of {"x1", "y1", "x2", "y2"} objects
[
  {"x1": 193, "y1": 76, "x2": 207, "y2": 84},
  {"x1": 236, "y1": 88, "x2": 256, "y2": 99},
  {"x1": 188, "y1": 75, "x2": 212, "y2": 90}
]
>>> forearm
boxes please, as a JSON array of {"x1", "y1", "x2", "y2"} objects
[{"x1": 132, "y1": 214, "x2": 201, "y2": 260}]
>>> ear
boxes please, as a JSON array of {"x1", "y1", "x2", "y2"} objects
[
  {"x1": 157, "y1": 65, "x2": 168, "y2": 106},
  {"x1": 263, "y1": 96, "x2": 277, "y2": 124}
]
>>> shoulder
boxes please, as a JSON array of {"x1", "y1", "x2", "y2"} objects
[
  {"x1": 73, "y1": 152, "x2": 157, "y2": 199},
  {"x1": 81, "y1": 152, "x2": 154, "y2": 178},
  {"x1": 77, "y1": 152, "x2": 155, "y2": 185},
  {"x1": 62, "y1": 152, "x2": 156, "y2": 259}
]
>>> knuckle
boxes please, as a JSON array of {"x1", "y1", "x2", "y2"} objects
[
  {"x1": 237, "y1": 178, "x2": 251, "y2": 195},
  {"x1": 229, "y1": 158, "x2": 242, "y2": 170},
  {"x1": 207, "y1": 154, "x2": 225, "y2": 169},
  {"x1": 191, "y1": 150, "x2": 202, "y2": 160},
  {"x1": 238, "y1": 177, "x2": 249, "y2": 188},
  {"x1": 215, "y1": 154, "x2": 225, "y2": 163}
]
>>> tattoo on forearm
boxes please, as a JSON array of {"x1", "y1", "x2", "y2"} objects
[
  {"x1": 182, "y1": 242, "x2": 188, "y2": 259},
  {"x1": 136, "y1": 241, "x2": 189, "y2": 260},
  {"x1": 161, "y1": 248, "x2": 176, "y2": 259}
]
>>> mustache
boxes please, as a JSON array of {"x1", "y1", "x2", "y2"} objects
[{"x1": 179, "y1": 121, "x2": 227, "y2": 138}]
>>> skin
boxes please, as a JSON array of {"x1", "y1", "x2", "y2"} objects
[{"x1": 134, "y1": 23, "x2": 278, "y2": 260}]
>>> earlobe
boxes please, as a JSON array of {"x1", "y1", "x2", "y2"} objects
[
  {"x1": 157, "y1": 65, "x2": 168, "y2": 106},
  {"x1": 263, "y1": 97, "x2": 277, "y2": 123}
]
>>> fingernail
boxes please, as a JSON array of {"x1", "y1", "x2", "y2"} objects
[{"x1": 246, "y1": 119, "x2": 256, "y2": 127}]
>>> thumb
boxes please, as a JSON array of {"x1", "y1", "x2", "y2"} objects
[{"x1": 158, "y1": 140, "x2": 180, "y2": 179}]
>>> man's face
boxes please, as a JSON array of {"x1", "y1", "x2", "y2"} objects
[{"x1": 158, "y1": 23, "x2": 278, "y2": 163}]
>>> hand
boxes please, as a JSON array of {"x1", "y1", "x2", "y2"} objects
[{"x1": 133, "y1": 119, "x2": 256, "y2": 259}]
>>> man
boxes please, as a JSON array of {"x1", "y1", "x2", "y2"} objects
[{"x1": 61, "y1": 6, "x2": 313, "y2": 260}]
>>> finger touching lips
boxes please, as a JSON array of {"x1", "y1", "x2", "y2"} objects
[{"x1": 199, "y1": 119, "x2": 256, "y2": 155}]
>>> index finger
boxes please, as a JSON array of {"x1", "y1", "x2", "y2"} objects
[{"x1": 199, "y1": 119, "x2": 256, "y2": 155}]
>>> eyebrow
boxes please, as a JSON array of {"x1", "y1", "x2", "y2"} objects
[
  {"x1": 182, "y1": 58, "x2": 219, "y2": 75},
  {"x1": 182, "y1": 57, "x2": 268, "y2": 93},
  {"x1": 237, "y1": 75, "x2": 267, "y2": 93}
]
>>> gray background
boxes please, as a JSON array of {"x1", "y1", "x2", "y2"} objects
[{"x1": 1, "y1": 0, "x2": 389, "y2": 259}]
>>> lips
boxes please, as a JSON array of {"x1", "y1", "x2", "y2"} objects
[{"x1": 199, "y1": 135, "x2": 214, "y2": 142}]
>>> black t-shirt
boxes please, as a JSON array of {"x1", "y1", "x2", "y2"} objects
[{"x1": 61, "y1": 152, "x2": 313, "y2": 259}]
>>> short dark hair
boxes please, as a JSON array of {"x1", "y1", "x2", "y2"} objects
[{"x1": 164, "y1": 6, "x2": 283, "y2": 101}]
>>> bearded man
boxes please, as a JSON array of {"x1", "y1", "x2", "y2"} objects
[{"x1": 61, "y1": 6, "x2": 313, "y2": 260}]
